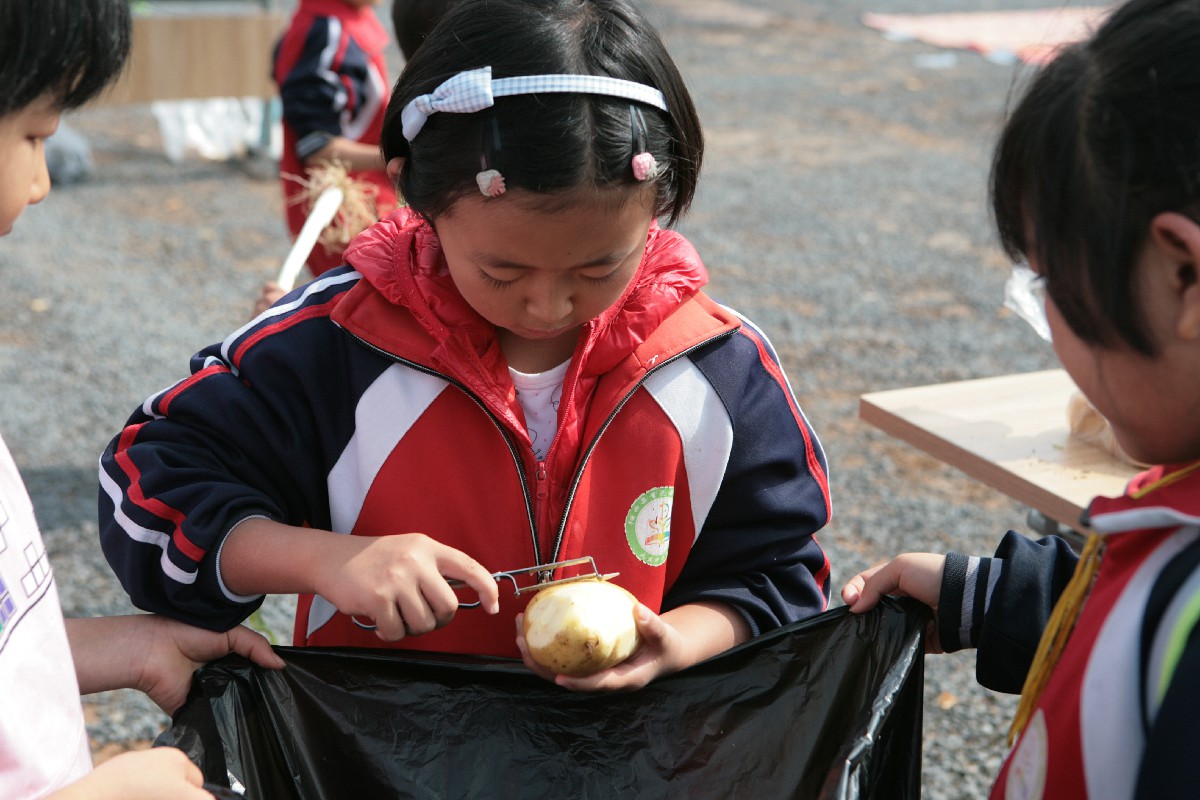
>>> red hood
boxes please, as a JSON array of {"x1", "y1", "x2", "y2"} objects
[
  {"x1": 342, "y1": 206, "x2": 709, "y2": 372},
  {"x1": 338, "y1": 206, "x2": 713, "y2": 437}
]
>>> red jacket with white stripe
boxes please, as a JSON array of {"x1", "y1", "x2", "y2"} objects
[
  {"x1": 99, "y1": 209, "x2": 832, "y2": 658},
  {"x1": 939, "y1": 461, "x2": 1200, "y2": 799}
]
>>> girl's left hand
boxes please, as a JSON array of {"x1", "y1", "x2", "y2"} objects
[{"x1": 515, "y1": 603, "x2": 685, "y2": 692}]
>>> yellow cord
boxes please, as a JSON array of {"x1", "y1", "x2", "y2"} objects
[
  {"x1": 1128, "y1": 460, "x2": 1200, "y2": 500},
  {"x1": 1007, "y1": 531, "x2": 1106, "y2": 747}
]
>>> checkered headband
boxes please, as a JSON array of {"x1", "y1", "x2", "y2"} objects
[{"x1": 400, "y1": 66, "x2": 669, "y2": 142}]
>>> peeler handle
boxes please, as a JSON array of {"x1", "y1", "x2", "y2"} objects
[{"x1": 447, "y1": 572, "x2": 522, "y2": 608}]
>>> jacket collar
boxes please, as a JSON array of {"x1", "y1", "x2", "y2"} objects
[{"x1": 1085, "y1": 461, "x2": 1200, "y2": 535}]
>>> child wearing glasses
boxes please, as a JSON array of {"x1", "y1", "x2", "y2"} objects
[{"x1": 843, "y1": 0, "x2": 1200, "y2": 795}]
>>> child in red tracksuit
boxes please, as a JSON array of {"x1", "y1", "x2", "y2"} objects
[
  {"x1": 273, "y1": 0, "x2": 398, "y2": 277},
  {"x1": 253, "y1": 0, "x2": 449, "y2": 317},
  {"x1": 842, "y1": 0, "x2": 1200, "y2": 796},
  {"x1": 99, "y1": 0, "x2": 833, "y2": 694}
]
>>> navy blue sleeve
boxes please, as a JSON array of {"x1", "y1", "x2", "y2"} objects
[
  {"x1": 663, "y1": 322, "x2": 832, "y2": 635},
  {"x1": 97, "y1": 272, "x2": 382, "y2": 630},
  {"x1": 959, "y1": 531, "x2": 1079, "y2": 694},
  {"x1": 278, "y1": 17, "x2": 375, "y2": 159},
  {"x1": 938, "y1": 551, "x2": 1001, "y2": 652}
]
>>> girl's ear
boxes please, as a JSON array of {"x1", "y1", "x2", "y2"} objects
[
  {"x1": 1148, "y1": 212, "x2": 1200, "y2": 340},
  {"x1": 387, "y1": 157, "x2": 405, "y2": 184}
]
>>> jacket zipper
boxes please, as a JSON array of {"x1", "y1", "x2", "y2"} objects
[
  {"x1": 546, "y1": 331, "x2": 735, "y2": 565},
  {"x1": 340, "y1": 329, "x2": 543, "y2": 565}
]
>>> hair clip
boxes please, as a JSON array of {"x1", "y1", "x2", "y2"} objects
[
  {"x1": 476, "y1": 113, "x2": 507, "y2": 197},
  {"x1": 632, "y1": 152, "x2": 659, "y2": 182},
  {"x1": 630, "y1": 106, "x2": 659, "y2": 182},
  {"x1": 476, "y1": 168, "x2": 506, "y2": 197}
]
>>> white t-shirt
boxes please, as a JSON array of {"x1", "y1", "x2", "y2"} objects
[
  {"x1": 509, "y1": 361, "x2": 569, "y2": 461},
  {"x1": 0, "y1": 432, "x2": 92, "y2": 797}
]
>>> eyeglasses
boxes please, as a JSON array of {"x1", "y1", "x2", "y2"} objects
[{"x1": 1004, "y1": 264, "x2": 1051, "y2": 342}]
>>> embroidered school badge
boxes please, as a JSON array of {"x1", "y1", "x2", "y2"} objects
[{"x1": 625, "y1": 487, "x2": 673, "y2": 566}]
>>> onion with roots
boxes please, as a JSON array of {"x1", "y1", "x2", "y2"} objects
[{"x1": 521, "y1": 579, "x2": 642, "y2": 677}]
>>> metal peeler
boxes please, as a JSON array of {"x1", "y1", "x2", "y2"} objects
[{"x1": 351, "y1": 556, "x2": 618, "y2": 630}]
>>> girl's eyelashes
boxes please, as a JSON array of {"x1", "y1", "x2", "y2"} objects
[
  {"x1": 478, "y1": 271, "x2": 514, "y2": 289},
  {"x1": 476, "y1": 266, "x2": 624, "y2": 288},
  {"x1": 580, "y1": 268, "x2": 623, "y2": 285}
]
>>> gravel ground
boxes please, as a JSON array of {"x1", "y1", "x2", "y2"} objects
[{"x1": 0, "y1": 0, "x2": 1073, "y2": 795}]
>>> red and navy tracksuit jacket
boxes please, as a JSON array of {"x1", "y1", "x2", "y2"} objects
[
  {"x1": 273, "y1": 0, "x2": 397, "y2": 275},
  {"x1": 98, "y1": 208, "x2": 832, "y2": 659},
  {"x1": 938, "y1": 462, "x2": 1200, "y2": 799}
]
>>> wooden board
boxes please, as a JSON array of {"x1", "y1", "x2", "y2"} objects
[
  {"x1": 101, "y1": 11, "x2": 288, "y2": 104},
  {"x1": 859, "y1": 369, "x2": 1138, "y2": 533}
]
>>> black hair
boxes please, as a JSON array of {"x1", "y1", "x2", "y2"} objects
[
  {"x1": 991, "y1": 0, "x2": 1200, "y2": 355},
  {"x1": 382, "y1": 0, "x2": 703, "y2": 226},
  {"x1": 391, "y1": 0, "x2": 464, "y2": 61},
  {"x1": 0, "y1": 0, "x2": 131, "y2": 116}
]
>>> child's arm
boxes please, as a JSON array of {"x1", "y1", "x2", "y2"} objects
[
  {"x1": 46, "y1": 746, "x2": 211, "y2": 800},
  {"x1": 842, "y1": 532, "x2": 1080, "y2": 692},
  {"x1": 65, "y1": 614, "x2": 284, "y2": 714},
  {"x1": 653, "y1": 323, "x2": 834, "y2": 640},
  {"x1": 302, "y1": 137, "x2": 385, "y2": 173},
  {"x1": 219, "y1": 518, "x2": 500, "y2": 642},
  {"x1": 278, "y1": 16, "x2": 386, "y2": 175},
  {"x1": 515, "y1": 600, "x2": 750, "y2": 692},
  {"x1": 842, "y1": 553, "x2": 947, "y2": 652},
  {"x1": 99, "y1": 278, "x2": 366, "y2": 631}
]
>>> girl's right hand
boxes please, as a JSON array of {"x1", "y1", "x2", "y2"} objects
[
  {"x1": 48, "y1": 747, "x2": 211, "y2": 799},
  {"x1": 314, "y1": 533, "x2": 500, "y2": 641}
]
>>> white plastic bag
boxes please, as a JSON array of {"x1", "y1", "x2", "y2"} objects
[{"x1": 151, "y1": 97, "x2": 279, "y2": 163}]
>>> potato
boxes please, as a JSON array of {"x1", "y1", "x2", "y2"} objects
[{"x1": 521, "y1": 579, "x2": 642, "y2": 677}]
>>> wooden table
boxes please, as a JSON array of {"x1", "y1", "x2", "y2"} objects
[{"x1": 859, "y1": 369, "x2": 1138, "y2": 534}]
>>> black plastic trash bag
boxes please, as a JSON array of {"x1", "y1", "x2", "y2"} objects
[{"x1": 160, "y1": 597, "x2": 928, "y2": 799}]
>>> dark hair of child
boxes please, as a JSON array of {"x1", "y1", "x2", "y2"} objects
[
  {"x1": 382, "y1": 0, "x2": 704, "y2": 226},
  {"x1": 390, "y1": 0, "x2": 463, "y2": 61},
  {"x1": 0, "y1": 0, "x2": 131, "y2": 116},
  {"x1": 990, "y1": 0, "x2": 1200, "y2": 357}
]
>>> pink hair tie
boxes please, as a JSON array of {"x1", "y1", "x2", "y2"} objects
[
  {"x1": 629, "y1": 106, "x2": 660, "y2": 182},
  {"x1": 476, "y1": 169, "x2": 506, "y2": 197},
  {"x1": 632, "y1": 152, "x2": 658, "y2": 182}
]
